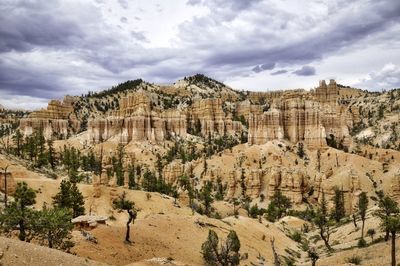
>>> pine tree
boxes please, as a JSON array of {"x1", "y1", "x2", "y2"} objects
[
  {"x1": 240, "y1": 168, "x2": 246, "y2": 199},
  {"x1": 128, "y1": 164, "x2": 136, "y2": 189},
  {"x1": 34, "y1": 205, "x2": 74, "y2": 250},
  {"x1": 113, "y1": 192, "x2": 137, "y2": 243},
  {"x1": 0, "y1": 182, "x2": 37, "y2": 241},
  {"x1": 36, "y1": 129, "x2": 47, "y2": 168},
  {"x1": 331, "y1": 186, "x2": 345, "y2": 222},
  {"x1": 200, "y1": 181, "x2": 214, "y2": 216},
  {"x1": 314, "y1": 192, "x2": 332, "y2": 250},
  {"x1": 12, "y1": 129, "x2": 23, "y2": 157},
  {"x1": 358, "y1": 192, "x2": 369, "y2": 241},
  {"x1": 47, "y1": 139, "x2": 56, "y2": 170},
  {"x1": 266, "y1": 191, "x2": 292, "y2": 222},
  {"x1": 52, "y1": 180, "x2": 85, "y2": 218},
  {"x1": 201, "y1": 229, "x2": 240, "y2": 266},
  {"x1": 297, "y1": 142, "x2": 305, "y2": 158},
  {"x1": 374, "y1": 195, "x2": 399, "y2": 241}
]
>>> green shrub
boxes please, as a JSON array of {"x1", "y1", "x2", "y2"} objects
[
  {"x1": 346, "y1": 255, "x2": 362, "y2": 265},
  {"x1": 357, "y1": 238, "x2": 367, "y2": 248},
  {"x1": 290, "y1": 231, "x2": 302, "y2": 243}
]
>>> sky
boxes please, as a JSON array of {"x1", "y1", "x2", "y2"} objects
[{"x1": 0, "y1": 0, "x2": 400, "y2": 110}]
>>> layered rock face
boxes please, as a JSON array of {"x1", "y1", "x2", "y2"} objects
[
  {"x1": 315, "y1": 79, "x2": 338, "y2": 105},
  {"x1": 19, "y1": 96, "x2": 79, "y2": 139},
  {"x1": 248, "y1": 80, "x2": 357, "y2": 149},
  {"x1": 80, "y1": 79, "x2": 354, "y2": 149},
  {"x1": 88, "y1": 94, "x2": 243, "y2": 144},
  {"x1": 188, "y1": 98, "x2": 243, "y2": 137},
  {"x1": 88, "y1": 92, "x2": 187, "y2": 144},
  {"x1": 248, "y1": 99, "x2": 327, "y2": 149}
]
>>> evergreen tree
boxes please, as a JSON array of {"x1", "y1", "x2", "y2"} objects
[
  {"x1": 200, "y1": 181, "x2": 214, "y2": 216},
  {"x1": 47, "y1": 139, "x2": 56, "y2": 170},
  {"x1": 331, "y1": 186, "x2": 345, "y2": 222},
  {"x1": 201, "y1": 229, "x2": 240, "y2": 266},
  {"x1": 358, "y1": 192, "x2": 369, "y2": 241},
  {"x1": 142, "y1": 170, "x2": 157, "y2": 192},
  {"x1": 12, "y1": 129, "x2": 23, "y2": 157},
  {"x1": 52, "y1": 180, "x2": 85, "y2": 218},
  {"x1": 128, "y1": 164, "x2": 136, "y2": 189},
  {"x1": 114, "y1": 144, "x2": 124, "y2": 186},
  {"x1": 0, "y1": 182, "x2": 37, "y2": 241},
  {"x1": 113, "y1": 192, "x2": 137, "y2": 243},
  {"x1": 34, "y1": 205, "x2": 74, "y2": 250},
  {"x1": 313, "y1": 192, "x2": 332, "y2": 250},
  {"x1": 373, "y1": 195, "x2": 399, "y2": 241},
  {"x1": 266, "y1": 191, "x2": 292, "y2": 222},
  {"x1": 297, "y1": 142, "x2": 305, "y2": 158},
  {"x1": 35, "y1": 129, "x2": 47, "y2": 167},
  {"x1": 240, "y1": 168, "x2": 246, "y2": 199},
  {"x1": 385, "y1": 216, "x2": 400, "y2": 266}
]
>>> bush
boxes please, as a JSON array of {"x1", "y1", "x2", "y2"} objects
[
  {"x1": 357, "y1": 238, "x2": 367, "y2": 248},
  {"x1": 290, "y1": 231, "x2": 302, "y2": 243},
  {"x1": 346, "y1": 255, "x2": 362, "y2": 265}
]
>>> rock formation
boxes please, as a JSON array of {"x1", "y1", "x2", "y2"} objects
[
  {"x1": 88, "y1": 92, "x2": 187, "y2": 144},
  {"x1": 248, "y1": 99, "x2": 327, "y2": 149},
  {"x1": 248, "y1": 80, "x2": 357, "y2": 149},
  {"x1": 19, "y1": 96, "x2": 79, "y2": 139}
]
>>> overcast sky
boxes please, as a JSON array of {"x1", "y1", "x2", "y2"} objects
[{"x1": 1, "y1": 0, "x2": 400, "y2": 110}]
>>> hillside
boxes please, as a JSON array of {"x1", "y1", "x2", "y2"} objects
[{"x1": 0, "y1": 76, "x2": 400, "y2": 265}]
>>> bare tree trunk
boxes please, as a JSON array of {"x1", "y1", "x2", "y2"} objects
[
  {"x1": 125, "y1": 210, "x2": 134, "y2": 242},
  {"x1": 361, "y1": 219, "x2": 365, "y2": 240},
  {"x1": 391, "y1": 231, "x2": 396, "y2": 266},
  {"x1": 270, "y1": 237, "x2": 280, "y2": 266}
]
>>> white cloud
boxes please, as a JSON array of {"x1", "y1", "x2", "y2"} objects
[{"x1": 353, "y1": 63, "x2": 400, "y2": 90}]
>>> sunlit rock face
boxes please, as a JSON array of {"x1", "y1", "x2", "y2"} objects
[{"x1": 19, "y1": 96, "x2": 79, "y2": 139}]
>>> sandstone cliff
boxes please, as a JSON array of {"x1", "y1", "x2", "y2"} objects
[{"x1": 19, "y1": 96, "x2": 79, "y2": 139}]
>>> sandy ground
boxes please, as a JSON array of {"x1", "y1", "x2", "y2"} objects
[{"x1": 0, "y1": 236, "x2": 105, "y2": 266}]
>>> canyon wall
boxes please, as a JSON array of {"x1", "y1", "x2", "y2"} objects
[
  {"x1": 248, "y1": 79, "x2": 356, "y2": 149},
  {"x1": 20, "y1": 79, "x2": 357, "y2": 149},
  {"x1": 248, "y1": 99, "x2": 327, "y2": 149},
  {"x1": 19, "y1": 96, "x2": 79, "y2": 139}
]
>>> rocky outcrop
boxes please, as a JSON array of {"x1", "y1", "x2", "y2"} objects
[
  {"x1": 248, "y1": 99, "x2": 327, "y2": 149},
  {"x1": 248, "y1": 80, "x2": 358, "y2": 149},
  {"x1": 188, "y1": 98, "x2": 243, "y2": 137},
  {"x1": 88, "y1": 92, "x2": 187, "y2": 144},
  {"x1": 389, "y1": 172, "x2": 400, "y2": 202},
  {"x1": 266, "y1": 167, "x2": 309, "y2": 204},
  {"x1": 163, "y1": 161, "x2": 185, "y2": 184},
  {"x1": 315, "y1": 79, "x2": 338, "y2": 105},
  {"x1": 19, "y1": 96, "x2": 79, "y2": 139}
]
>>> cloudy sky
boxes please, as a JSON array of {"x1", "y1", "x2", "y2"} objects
[{"x1": 1, "y1": 0, "x2": 400, "y2": 110}]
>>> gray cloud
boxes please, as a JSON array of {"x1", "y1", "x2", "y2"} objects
[
  {"x1": 118, "y1": 0, "x2": 128, "y2": 9},
  {"x1": 252, "y1": 62, "x2": 275, "y2": 73},
  {"x1": 293, "y1": 66, "x2": 316, "y2": 76},
  {"x1": 0, "y1": 0, "x2": 400, "y2": 109},
  {"x1": 120, "y1": 17, "x2": 128, "y2": 23},
  {"x1": 271, "y1": 69, "x2": 288, "y2": 75}
]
